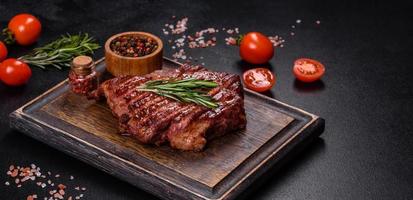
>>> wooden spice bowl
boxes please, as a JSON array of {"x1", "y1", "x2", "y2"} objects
[{"x1": 104, "y1": 31, "x2": 163, "y2": 76}]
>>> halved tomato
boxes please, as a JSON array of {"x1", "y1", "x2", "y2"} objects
[
  {"x1": 242, "y1": 68, "x2": 275, "y2": 92},
  {"x1": 293, "y1": 58, "x2": 325, "y2": 82}
]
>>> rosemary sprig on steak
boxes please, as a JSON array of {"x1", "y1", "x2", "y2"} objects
[{"x1": 136, "y1": 78, "x2": 219, "y2": 109}]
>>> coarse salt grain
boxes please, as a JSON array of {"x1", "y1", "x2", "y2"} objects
[
  {"x1": 5, "y1": 164, "x2": 86, "y2": 199},
  {"x1": 316, "y1": 20, "x2": 321, "y2": 24},
  {"x1": 21, "y1": 176, "x2": 30, "y2": 182},
  {"x1": 172, "y1": 49, "x2": 187, "y2": 60},
  {"x1": 268, "y1": 35, "x2": 286, "y2": 47},
  {"x1": 169, "y1": 17, "x2": 188, "y2": 34},
  {"x1": 225, "y1": 37, "x2": 237, "y2": 46},
  {"x1": 11, "y1": 169, "x2": 18, "y2": 177},
  {"x1": 186, "y1": 28, "x2": 218, "y2": 49},
  {"x1": 296, "y1": 19, "x2": 302, "y2": 24},
  {"x1": 53, "y1": 193, "x2": 63, "y2": 199},
  {"x1": 58, "y1": 184, "x2": 66, "y2": 189}
]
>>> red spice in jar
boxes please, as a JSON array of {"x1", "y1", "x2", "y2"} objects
[
  {"x1": 68, "y1": 56, "x2": 98, "y2": 96},
  {"x1": 110, "y1": 35, "x2": 158, "y2": 57}
]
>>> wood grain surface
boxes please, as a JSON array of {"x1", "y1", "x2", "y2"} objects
[
  {"x1": 41, "y1": 90, "x2": 294, "y2": 188},
  {"x1": 9, "y1": 58, "x2": 324, "y2": 200}
]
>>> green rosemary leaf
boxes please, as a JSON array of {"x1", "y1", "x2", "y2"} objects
[
  {"x1": 136, "y1": 78, "x2": 218, "y2": 109},
  {"x1": 19, "y1": 33, "x2": 100, "y2": 69}
]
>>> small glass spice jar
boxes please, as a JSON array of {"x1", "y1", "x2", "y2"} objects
[{"x1": 68, "y1": 56, "x2": 98, "y2": 96}]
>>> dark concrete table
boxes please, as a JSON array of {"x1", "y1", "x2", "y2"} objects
[{"x1": 0, "y1": 0, "x2": 412, "y2": 199}]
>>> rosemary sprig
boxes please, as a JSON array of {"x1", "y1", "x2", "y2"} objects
[
  {"x1": 137, "y1": 78, "x2": 219, "y2": 109},
  {"x1": 19, "y1": 33, "x2": 100, "y2": 69}
]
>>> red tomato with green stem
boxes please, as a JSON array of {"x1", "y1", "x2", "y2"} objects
[
  {"x1": 242, "y1": 68, "x2": 275, "y2": 92},
  {"x1": 0, "y1": 58, "x2": 32, "y2": 86},
  {"x1": 3, "y1": 14, "x2": 42, "y2": 46},
  {"x1": 239, "y1": 32, "x2": 274, "y2": 64},
  {"x1": 0, "y1": 41, "x2": 7, "y2": 62},
  {"x1": 293, "y1": 58, "x2": 325, "y2": 83}
]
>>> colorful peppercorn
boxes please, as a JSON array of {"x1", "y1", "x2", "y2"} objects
[{"x1": 110, "y1": 35, "x2": 158, "y2": 57}]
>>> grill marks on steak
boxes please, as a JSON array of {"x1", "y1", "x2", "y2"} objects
[{"x1": 99, "y1": 64, "x2": 246, "y2": 151}]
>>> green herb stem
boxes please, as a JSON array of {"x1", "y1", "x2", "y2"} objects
[
  {"x1": 136, "y1": 78, "x2": 219, "y2": 109},
  {"x1": 19, "y1": 33, "x2": 100, "y2": 69}
]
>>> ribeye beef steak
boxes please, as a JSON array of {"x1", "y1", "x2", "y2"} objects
[{"x1": 96, "y1": 64, "x2": 246, "y2": 151}]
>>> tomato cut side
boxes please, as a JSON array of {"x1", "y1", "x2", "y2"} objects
[
  {"x1": 293, "y1": 58, "x2": 325, "y2": 82},
  {"x1": 243, "y1": 68, "x2": 275, "y2": 92}
]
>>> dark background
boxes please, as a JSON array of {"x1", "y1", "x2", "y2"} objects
[{"x1": 1, "y1": 0, "x2": 412, "y2": 199}]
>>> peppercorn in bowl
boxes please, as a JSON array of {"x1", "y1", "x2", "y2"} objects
[{"x1": 105, "y1": 31, "x2": 163, "y2": 76}]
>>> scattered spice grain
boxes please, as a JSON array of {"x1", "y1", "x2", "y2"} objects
[{"x1": 4, "y1": 163, "x2": 88, "y2": 199}]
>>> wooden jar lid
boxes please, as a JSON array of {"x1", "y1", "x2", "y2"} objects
[{"x1": 72, "y1": 56, "x2": 94, "y2": 76}]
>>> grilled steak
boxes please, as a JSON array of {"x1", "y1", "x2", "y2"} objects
[{"x1": 96, "y1": 64, "x2": 246, "y2": 151}]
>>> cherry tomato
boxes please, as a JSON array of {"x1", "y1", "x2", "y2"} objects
[
  {"x1": 8, "y1": 14, "x2": 42, "y2": 46},
  {"x1": 242, "y1": 68, "x2": 275, "y2": 92},
  {"x1": 0, "y1": 41, "x2": 7, "y2": 62},
  {"x1": 239, "y1": 32, "x2": 274, "y2": 64},
  {"x1": 0, "y1": 58, "x2": 32, "y2": 86},
  {"x1": 293, "y1": 58, "x2": 325, "y2": 83}
]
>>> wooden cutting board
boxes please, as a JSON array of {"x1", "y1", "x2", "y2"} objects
[{"x1": 9, "y1": 58, "x2": 324, "y2": 200}]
